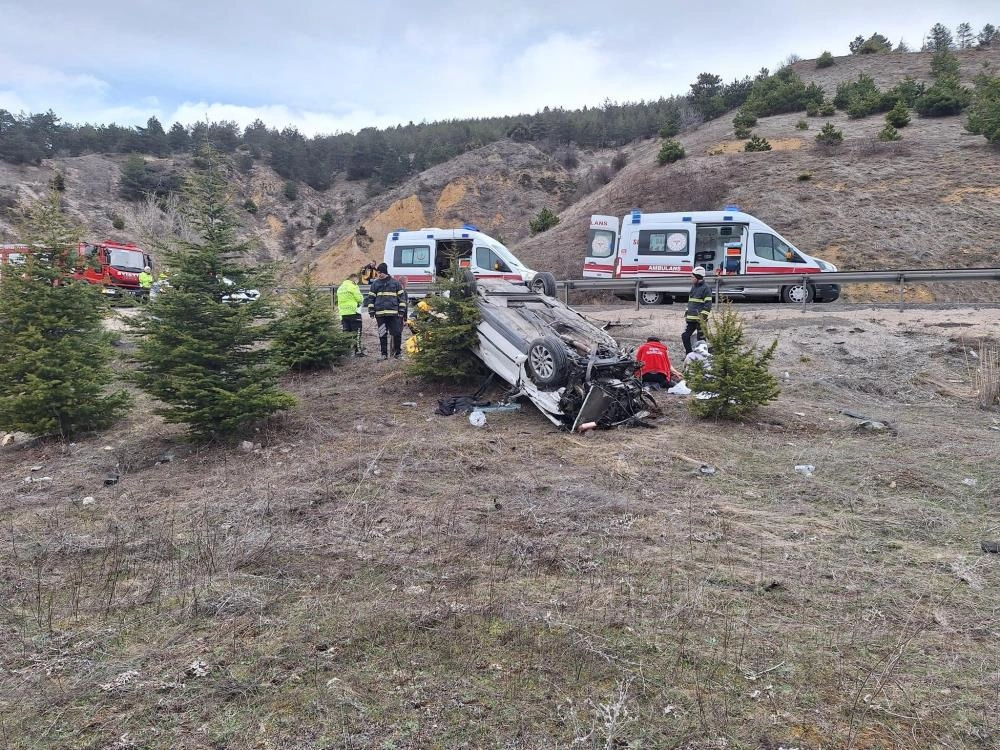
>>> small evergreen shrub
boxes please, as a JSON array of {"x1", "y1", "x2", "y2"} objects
[
  {"x1": 111, "y1": 215, "x2": 125, "y2": 230},
  {"x1": 815, "y1": 123, "x2": 844, "y2": 145},
  {"x1": 885, "y1": 100, "x2": 911, "y2": 127},
  {"x1": 316, "y1": 210, "x2": 334, "y2": 237},
  {"x1": 659, "y1": 114, "x2": 680, "y2": 138},
  {"x1": 816, "y1": 51, "x2": 835, "y2": 68},
  {"x1": 283, "y1": 180, "x2": 299, "y2": 201},
  {"x1": 796, "y1": 119, "x2": 809, "y2": 130},
  {"x1": 805, "y1": 103, "x2": 819, "y2": 117},
  {"x1": 0, "y1": 193, "x2": 129, "y2": 437},
  {"x1": 820, "y1": 103, "x2": 836, "y2": 116},
  {"x1": 733, "y1": 109, "x2": 758, "y2": 129},
  {"x1": 274, "y1": 265, "x2": 354, "y2": 371},
  {"x1": 965, "y1": 73, "x2": 1000, "y2": 144},
  {"x1": 686, "y1": 305, "x2": 780, "y2": 419},
  {"x1": 798, "y1": 172, "x2": 813, "y2": 181},
  {"x1": 877, "y1": 123, "x2": 902, "y2": 141},
  {"x1": 529, "y1": 207, "x2": 560, "y2": 235},
  {"x1": 407, "y1": 267, "x2": 484, "y2": 383},
  {"x1": 734, "y1": 125, "x2": 751, "y2": 139},
  {"x1": 50, "y1": 172, "x2": 66, "y2": 192},
  {"x1": 916, "y1": 82, "x2": 971, "y2": 116},
  {"x1": 243, "y1": 198, "x2": 258, "y2": 214},
  {"x1": 611, "y1": 151, "x2": 628, "y2": 171},
  {"x1": 657, "y1": 139, "x2": 686, "y2": 165},
  {"x1": 744, "y1": 135, "x2": 772, "y2": 152},
  {"x1": 131, "y1": 149, "x2": 295, "y2": 440}
]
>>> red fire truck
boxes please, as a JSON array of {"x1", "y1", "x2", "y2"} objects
[
  {"x1": 1, "y1": 240, "x2": 152, "y2": 296},
  {"x1": 73, "y1": 240, "x2": 152, "y2": 296}
]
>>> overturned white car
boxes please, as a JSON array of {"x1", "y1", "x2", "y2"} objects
[{"x1": 462, "y1": 275, "x2": 650, "y2": 429}]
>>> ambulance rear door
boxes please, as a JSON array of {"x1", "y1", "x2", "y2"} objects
[{"x1": 584, "y1": 215, "x2": 619, "y2": 278}]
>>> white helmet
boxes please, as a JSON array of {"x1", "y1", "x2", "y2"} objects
[{"x1": 692, "y1": 266, "x2": 706, "y2": 277}]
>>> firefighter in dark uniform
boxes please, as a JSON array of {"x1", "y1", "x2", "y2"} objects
[
  {"x1": 365, "y1": 263, "x2": 407, "y2": 359},
  {"x1": 682, "y1": 265, "x2": 712, "y2": 354}
]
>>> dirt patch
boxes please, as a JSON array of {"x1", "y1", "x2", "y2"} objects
[
  {"x1": 941, "y1": 186, "x2": 1000, "y2": 205},
  {"x1": 708, "y1": 137, "x2": 806, "y2": 155},
  {"x1": 435, "y1": 179, "x2": 469, "y2": 217}
]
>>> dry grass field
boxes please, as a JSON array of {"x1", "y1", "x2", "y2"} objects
[{"x1": 2, "y1": 303, "x2": 999, "y2": 750}]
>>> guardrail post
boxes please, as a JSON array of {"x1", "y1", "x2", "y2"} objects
[
  {"x1": 714, "y1": 279, "x2": 721, "y2": 305},
  {"x1": 563, "y1": 281, "x2": 570, "y2": 305},
  {"x1": 635, "y1": 279, "x2": 640, "y2": 310},
  {"x1": 898, "y1": 274, "x2": 905, "y2": 312},
  {"x1": 801, "y1": 276, "x2": 808, "y2": 313}
]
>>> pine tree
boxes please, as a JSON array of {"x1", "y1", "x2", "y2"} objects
[
  {"x1": 886, "y1": 100, "x2": 911, "y2": 127},
  {"x1": 686, "y1": 305, "x2": 780, "y2": 419},
  {"x1": 744, "y1": 135, "x2": 772, "y2": 152},
  {"x1": 529, "y1": 207, "x2": 560, "y2": 235},
  {"x1": 407, "y1": 267, "x2": 483, "y2": 383},
  {"x1": 956, "y1": 22, "x2": 974, "y2": 49},
  {"x1": 0, "y1": 193, "x2": 129, "y2": 437},
  {"x1": 274, "y1": 265, "x2": 355, "y2": 370},
  {"x1": 130, "y1": 149, "x2": 295, "y2": 440}
]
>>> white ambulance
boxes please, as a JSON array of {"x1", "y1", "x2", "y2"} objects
[
  {"x1": 383, "y1": 224, "x2": 557, "y2": 297},
  {"x1": 584, "y1": 207, "x2": 840, "y2": 304}
]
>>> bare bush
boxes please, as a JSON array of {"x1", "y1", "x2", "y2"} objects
[{"x1": 972, "y1": 343, "x2": 1000, "y2": 408}]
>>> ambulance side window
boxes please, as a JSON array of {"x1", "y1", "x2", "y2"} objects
[
  {"x1": 638, "y1": 230, "x2": 688, "y2": 256},
  {"x1": 475, "y1": 246, "x2": 510, "y2": 272},
  {"x1": 394, "y1": 245, "x2": 431, "y2": 267},
  {"x1": 753, "y1": 233, "x2": 801, "y2": 262}
]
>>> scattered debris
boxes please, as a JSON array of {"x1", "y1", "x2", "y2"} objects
[
  {"x1": 857, "y1": 419, "x2": 890, "y2": 432},
  {"x1": 240, "y1": 440, "x2": 254, "y2": 453},
  {"x1": 794, "y1": 464, "x2": 815, "y2": 477},
  {"x1": 156, "y1": 452, "x2": 175, "y2": 464},
  {"x1": 577, "y1": 421, "x2": 597, "y2": 433},
  {"x1": 103, "y1": 445, "x2": 114, "y2": 451},
  {"x1": 185, "y1": 660, "x2": 210, "y2": 678},
  {"x1": 103, "y1": 473, "x2": 119, "y2": 486},
  {"x1": 980, "y1": 541, "x2": 1000, "y2": 554},
  {"x1": 82, "y1": 497, "x2": 96, "y2": 506},
  {"x1": 699, "y1": 464, "x2": 717, "y2": 476},
  {"x1": 468, "y1": 411, "x2": 486, "y2": 427},
  {"x1": 401, "y1": 401, "x2": 418, "y2": 407},
  {"x1": 30, "y1": 465, "x2": 43, "y2": 472},
  {"x1": 962, "y1": 478, "x2": 978, "y2": 487},
  {"x1": 99, "y1": 670, "x2": 140, "y2": 691}
]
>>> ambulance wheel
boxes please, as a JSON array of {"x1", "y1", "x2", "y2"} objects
[
  {"x1": 638, "y1": 291, "x2": 664, "y2": 306},
  {"x1": 525, "y1": 335, "x2": 569, "y2": 390},
  {"x1": 781, "y1": 283, "x2": 814, "y2": 304},
  {"x1": 530, "y1": 271, "x2": 558, "y2": 297},
  {"x1": 458, "y1": 269, "x2": 478, "y2": 297}
]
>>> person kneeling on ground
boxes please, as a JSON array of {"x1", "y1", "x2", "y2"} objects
[{"x1": 635, "y1": 336, "x2": 683, "y2": 390}]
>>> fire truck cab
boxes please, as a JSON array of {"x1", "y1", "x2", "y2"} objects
[
  {"x1": 75, "y1": 240, "x2": 152, "y2": 295},
  {"x1": 584, "y1": 207, "x2": 840, "y2": 304}
]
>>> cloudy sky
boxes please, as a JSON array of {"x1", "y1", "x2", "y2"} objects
[{"x1": 0, "y1": 1, "x2": 995, "y2": 135}]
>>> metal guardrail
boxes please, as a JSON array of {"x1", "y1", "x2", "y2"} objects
[{"x1": 319, "y1": 267, "x2": 1000, "y2": 312}]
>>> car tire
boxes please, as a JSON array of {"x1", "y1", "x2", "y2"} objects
[
  {"x1": 638, "y1": 290, "x2": 664, "y2": 306},
  {"x1": 525, "y1": 334, "x2": 569, "y2": 390},
  {"x1": 781, "y1": 283, "x2": 814, "y2": 304},
  {"x1": 530, "y1": 271, "x2": 558, "y2": 297}
]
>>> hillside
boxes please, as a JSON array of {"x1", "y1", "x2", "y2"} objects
[{"x1": 513, "y1": 47, "x2": 1000, "y2": 302}]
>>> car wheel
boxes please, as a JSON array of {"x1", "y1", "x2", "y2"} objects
[
  {"x1": 525, "y1": 335, "x2": 569, "y2": 390},
  {"x1": 638, "y1": 290, "x2": 664, "y2": 305},
  {"x1": 781, "y1": 283, "x2": 814, "y2": 304},
  {"x1": 530, "y1": 271, "x2": 558, "y2": 297}
]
